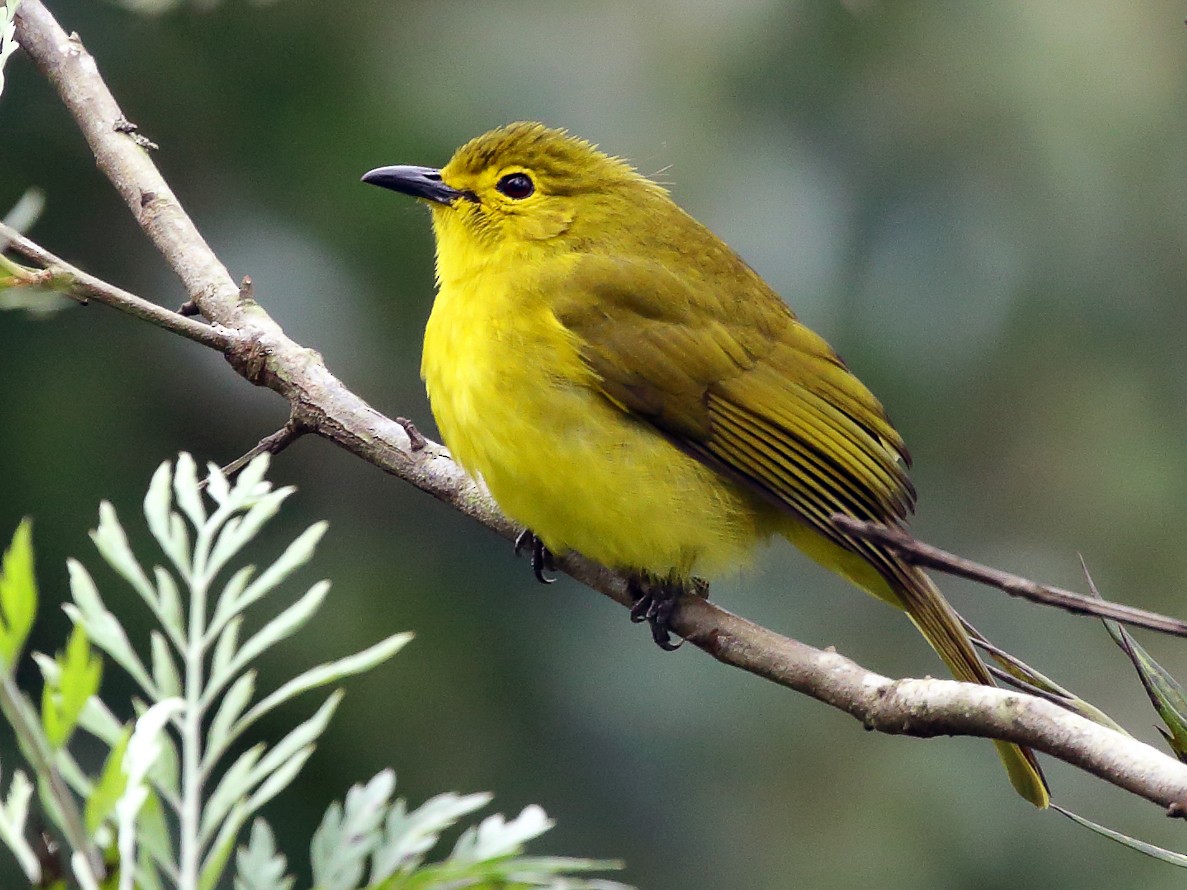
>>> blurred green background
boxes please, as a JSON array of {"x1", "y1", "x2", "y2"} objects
[{"x1": 4, "y1": 1, "x2": 1187, "y2": 887}]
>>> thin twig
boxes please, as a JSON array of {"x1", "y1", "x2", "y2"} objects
[
  {"x1": 0, "y1": 222, "x2": 235, "y2": 350},
  {"x1": 217, "y1": 422, "x2": 308, "y2": 483},
  {"x1": 835, "y1": 516, "x2": 1187, "y2": 638}
]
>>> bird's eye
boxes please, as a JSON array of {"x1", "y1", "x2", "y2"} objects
[{"x1": 496, "y1": 172, "x2": 535, "y2": 199}]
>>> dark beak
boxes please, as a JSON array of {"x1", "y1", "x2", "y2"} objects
[{"x1": 361, "y1": 165, "x2": 463, "y2": 205}]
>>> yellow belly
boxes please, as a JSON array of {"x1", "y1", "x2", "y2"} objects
[{"x1": 421, "y1": 269, "x2": 773, "y2": 579}]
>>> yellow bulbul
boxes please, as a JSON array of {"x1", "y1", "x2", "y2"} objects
[{"x1": 362, "y1": 122, "x2": 1048, "y2": 807}]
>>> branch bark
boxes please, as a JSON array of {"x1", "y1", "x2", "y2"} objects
[{"x1": 12, "y1": 0, "x2": 1187, "y2": 815}]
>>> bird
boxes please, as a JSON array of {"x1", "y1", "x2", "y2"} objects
[{"x1": 361, "y1": 121, "x2": 1048, "y2": 807}]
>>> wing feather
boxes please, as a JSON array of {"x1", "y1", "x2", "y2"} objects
[{"x1": 551, "y1": 255, "x2": 915, "y2": 548}]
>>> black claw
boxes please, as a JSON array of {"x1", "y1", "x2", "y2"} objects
[
  {"x1": 514, "y1": 529, "x2": 556, "y2": 584},
  {"x1": 628, "y1": 574, "x2": 686, "y2": 651}
]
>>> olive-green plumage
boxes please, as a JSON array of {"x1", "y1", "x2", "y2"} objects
[{"x1": 363, "y1": 122, "x2": 1049, "y2": 807}]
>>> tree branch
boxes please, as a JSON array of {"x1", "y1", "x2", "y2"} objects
[
  {"x1": 835, "y1": 516, "x2": 1187, "y2": 637},
  {"x1": 12, "y1": 0, "x2": 1187, "y2": 815}
]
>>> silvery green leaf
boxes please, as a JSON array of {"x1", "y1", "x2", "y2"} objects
[
  {"x1": 64, "y1": 561, "x2": 155, "y2": 697},
  {"x1": 205, "y1": 670, "x2": 256, "y2": 770},
  {"x1": 206, "y1": 489, "x2": 294, "y2": 581},
  {"x1": 206, "y1": 617, "x2": 242, "y2": 705},
  {"x1": 172, "y1": 452, "x2": 206, "y2": 529},
  {"x1": 152, "y1": 567, "x2": 185, "y2": 645},
  {"x1": 118, "y1": 700, "x2": 184, "y2": 890},
  {"x1": 234, "y1": 819, "x2": 293, "y2": 890},
  {"x1": 245, "y1": 691, "x2": 341, "y2": 791},
  {"x1": 310, "y1": 771, "x2": 394, "y2": 890},
  {"x1": 208, "y1": 565, "x2": 255, "y2": 642},
  {"x1": 90, "y1": 502, "x2": 157, "y2": 610},
  {"x1": 150, "y1": 632, "x2": 181, "y2": 699},
  {"x1": 124, "y1": 699, "x2": 184, "y2": 787},
  {"x1": 143, "y1": 461, "x2": 174, "y2": 556},
  {"x1": 0, "y1": 768, "x2": 40, "y2": 882},
  {"x1": 205, "y1": 461, "x2": 231, "y2": 506},
  {"x1": 71, "y1": 849, "x2": 103, "y2": 890},
  {"x1": 200, "y1": 745, "x2": 263, "y2": 845},
  {"x1": 208, "y1": 581, "x2": 329, "y2": 700},
  {"x1": 452, "y1": 805, "x2": 553, "y2": 862},
  {"x1": 371, "y1": 790, "x2": 492, "y2": 880},
  {"x1": 135, "y1": 850, "x2": 165, "y2": 890},
  {"x1": 202, "y1": 748, "x2": 314, "y2": 890},
  {"x1": 199, "y1": 742, "x2": 309, "y2": 890},
  {"x1": 232, "y1": 523, "x2": 327, "y2": 616},
  {"x1": 229, "y1": 453, "x2": 272, "y2": 504},
  {"x1": 146, "y1": 727, "x2": 180, "y2": 801},
  {"x1": 167, "y1": 513, "x2": 192, "y2": 578},
  {"x1": 233, "y1": 633, "x2": 412, "y2": 744},
  {"x1": 246, "y1": 746, "x2": 312, "y2": 814},
  {"x1": 136, "y1": 791, "x2": 176, "y2": 878}
]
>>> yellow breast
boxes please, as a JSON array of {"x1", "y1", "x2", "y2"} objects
[{"x1": 420, "y1": 238, "x2": 773, "y2": 578}]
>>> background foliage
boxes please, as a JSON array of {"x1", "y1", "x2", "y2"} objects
[{"x1": 3, "y1": 2, "x2": 1187, "y2": 888}]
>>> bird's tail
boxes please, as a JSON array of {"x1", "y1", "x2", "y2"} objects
[
  {"x1": 890, "y1": 563, "x2": 1049, "y2": 808},
  {"x1": 782, "y1": 522, "x2": 1049, "y2": 807}
]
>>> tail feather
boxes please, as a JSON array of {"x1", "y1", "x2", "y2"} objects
[
  {"x1": 894, "y1": 565, "x2": 1049, "y2": 808},
  {"x1": 781, "y1": 519, "x2": 1049, "y2": 806}
]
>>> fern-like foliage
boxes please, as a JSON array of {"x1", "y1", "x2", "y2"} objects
[
  {"x1": 0, "y1": 453, "x2": 630, "y2": 890},
  {"x1": 0, "y1": 0, "x2": 19, "y2": 101}
]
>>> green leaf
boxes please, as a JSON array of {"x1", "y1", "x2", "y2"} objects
[
  {"x1": 1103, "y1": 620, "x2": 1187, "y2": 761},
  {"x1": 32, "y1": 653, "x2": 124, "y2": 746},
  {"x1": 0, "y1": 518, "x2": 38, "y2": 671},
  {"x1": 42, "y1": 625, "x2": 104, "y2": 749},
  {"x1": 1054, "y1": 804, "x2": 1187, "y2": 866},
  {"x1": 85, "y1": 730, "x2": 131, "y2": 836}
]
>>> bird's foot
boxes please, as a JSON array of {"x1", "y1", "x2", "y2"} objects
[
  {"x1": 514, "y1": 529, "x2": 556, "y2": 584},
  {"x1": 628, "y1": 573, "x2": 688, "y2": 651}
]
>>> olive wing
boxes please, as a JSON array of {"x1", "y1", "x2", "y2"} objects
[{"x1": 550, "y1": 255, "x2": 916, "y2": 550}]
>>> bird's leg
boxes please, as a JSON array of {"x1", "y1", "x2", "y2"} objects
[
  {"x1": 514, "y1": 529, "x2": 556, "y2": 584},
  {"x1": 628, "y1": 572, "x2": 687, "y2": 651}
]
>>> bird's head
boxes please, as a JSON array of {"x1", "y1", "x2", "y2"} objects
[{"x1": 362, "y1": 122, "x2": 668, "y2": 252}]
